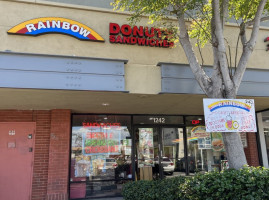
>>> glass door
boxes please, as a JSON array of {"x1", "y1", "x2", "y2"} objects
[
  {"x1": 135, "y1": 127, "x2": 162, "y2": 180},
  {"x1": 134, "y1": 127, "x2": 186, "y2": 180},
  {"x1": 132, "y1": 115, "x2": 186, "y2": 178},
  {"x1": 161, "y1": 127, "x2": 186, "y2": 178}
]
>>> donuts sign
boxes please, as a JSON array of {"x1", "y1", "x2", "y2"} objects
[
  {"x1": 203, "y1": 99, "x2": 257, "y2": 132},
  {"x1": 109, "y1": 23, "x2": 174, "y2": 48}
]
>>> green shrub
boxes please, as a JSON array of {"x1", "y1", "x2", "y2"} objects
[
  {"x1": 179, "y1": 167, "x2": 269, "y2": 200},
  {"x1": 156, "y1": 177, "x2": 187, "y2": 200},
  {"x1": 122, "y1": 176, "x2": 186, "y2": 200},
  {"x1": 122, "y1": 167, "x2": 269, "y2": 200}
]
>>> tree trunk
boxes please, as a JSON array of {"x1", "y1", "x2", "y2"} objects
[
  {"x1": 210, "y1": 95, "x2": 247, "y2": 169},
  {"x1": 222, "y1": 132, "x2": 247, "y2": 169}
]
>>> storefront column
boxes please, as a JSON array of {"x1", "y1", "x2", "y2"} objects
[
  {"x1": 244, "y1": 132, "x2": 260, "y2": 167},
  {"x1": 31, "y1": 111, "x2": 51, "y2": 200},
  {"x1": 46, "y1": 110, "x2": 71, "y2": 200},
  {"x1": 257, "y1": 113, "x2": 269, "y2": 168}
]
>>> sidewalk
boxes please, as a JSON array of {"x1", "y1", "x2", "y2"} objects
[{"x1": 86, "y1": 198, "x2": 123, "y2": 200}]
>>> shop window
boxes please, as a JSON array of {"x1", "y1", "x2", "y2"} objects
[
  {"x1": 185, "y1": 116, "x2": 247, "y2": 173},
  {"x1": 70, "y1": 115, "x2": 132, "y2": 199}
]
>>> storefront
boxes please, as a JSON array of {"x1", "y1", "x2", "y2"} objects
[
  {"x1": 69, "y1": 114, "x2": 254, "y2": 199},
  {"x1": 0, "y1": 0, "x2": 267, "y2": 200}
]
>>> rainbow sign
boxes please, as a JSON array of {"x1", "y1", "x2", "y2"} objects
[
  {"x1": 208, "y1": 100, "x2": 251, "y2": 112},
  {"x1": 7, "y1": 17, "x2": 105, "y2": 42},
  {"x1": 203, "y1": 99, "x2": 256, "y2": 132}
]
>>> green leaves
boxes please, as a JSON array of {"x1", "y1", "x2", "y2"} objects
[
  {"x1": 229, "y1": 0, "x2": 261, "y2": 22},
  {"x1": 179, "y1": 167, "x2": 269, "y2": 200},
  {"x1": 122, "y1": 167, "x2": 269, "y2": 200},
  {"x1": 113, "y1": 0, "x2": 172, "y2": 24},
  {"x1": 122, "y1": 176, "x2": 186, "y2": 200},
  {"x1": 113, "y1": 0, "x2": 269, "y2": 46}
]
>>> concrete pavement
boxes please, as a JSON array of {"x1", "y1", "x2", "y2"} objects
[{"x1": 85, "y1": 198, "x2": 123, "y2": 200}]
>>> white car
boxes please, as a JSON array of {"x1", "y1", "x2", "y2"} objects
[
  {"x1": 154, "y1": 157, "x2": 175, "y2": 175},
  {"x1": 161, "y1": 157, "x2": 175, "y2": 175},
  {"x1": 104, "y1": 158, "x2": 118, "y2": 169},
  {"x1": 98, "y1": 158, "x2": 118, "y2": 170}
]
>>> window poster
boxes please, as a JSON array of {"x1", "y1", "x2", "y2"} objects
[
  {"x1": 71, "y1": 115, "x2": 132, "y2": 182},
  {"x1": 74, "y1": 155, "x2": 107, "y2": 177},
  {"x1": 138, "y1": 128, "x2": 154, "y2": 168},
  {"x1": 191, "y1": 126, "x2": 210, "y2": 138},
  {"x1": 71, "y1": 123, "x2": 126, "y2": 177},
  {"x1": 81, "y1": 125, "x2": 122, "y2": 156},
  {"x1": 74, "y1": 156, "x2": 91, "y2": 177},
  {"x1": 198, "y1": 137, "x2": 212, "y2": 149},
  {"x1": 211, "y1": 132, "x2": 225, "y2": 152},
  {"x1": 123, "y1": 139, "x2": 132, "y2": 155},
  {"x1": 191, "y1": 126, "x2": 211, "y2": 149}
]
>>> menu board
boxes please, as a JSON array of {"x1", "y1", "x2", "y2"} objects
[{"x1": 138, "y1": 128, "x2": 154, "y2": 168}]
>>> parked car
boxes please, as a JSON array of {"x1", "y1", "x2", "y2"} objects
[
  {"x1": 102, "y1": 158, "x2": 118, "y2": 170},
  {"x1": 154, "y1": 157, "x2": 175, "y2": 175},
  {"x1": 161, "y1": 157, "x2": 175, "y2": 175}
]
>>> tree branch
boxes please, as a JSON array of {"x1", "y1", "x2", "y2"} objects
[
  {"x1": 212, "y1": 0, "x2": 234, "y2": 97},
  {"x1": 221, "y1": 0, "x2": 229, "y2": 28},
  {"x1": 177, "y1": 13, "x2": 212, "y2": 96},
  {"x1": 197, "y1": 38, "x2": 204, "y2": 67},
  {"x1": 245, "y1": 16, "x2": 269, "y2": 27},
  {"x1": 233, "y1": 0, "x2": 268, "y2": 91},
  {"x1": 239, "y1": 23, "x2": 247, "y2": 46},
  {"x1": 235, "y1": 34, "x2": 240, "y2": 70},
  {"x1": 248, "y1": 1, "x2": 267, "y2": 47},
  {"x1": 211, "y1": 17, "x2": 224, "y2": 98},
  {"x1": 185, "y1": 11, "x2": 212, "y2": 42}
]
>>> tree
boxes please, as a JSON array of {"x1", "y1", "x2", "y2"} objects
[{"x1": 113, "y1": 0, "x2": 269, "y2": 169}]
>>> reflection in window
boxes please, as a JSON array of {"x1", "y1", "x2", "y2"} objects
[
  {"x1": 163, "y1": 128, "x2": 185, "y2": 176},
  {"x1": 186, "y1": 126, "x2": 247, "y2": 174},
  {"x1": 70, "y1": 115, "x2": 132, "y2": 199},
  {"x1": 187, "y1": 126, "x2": 226, "y2": 173}
]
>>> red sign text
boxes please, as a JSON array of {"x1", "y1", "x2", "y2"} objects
[{"x1": 109, "y1": 23, "x2": 174, "y2": 48}]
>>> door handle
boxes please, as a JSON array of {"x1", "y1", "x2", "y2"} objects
[{"x1": 159, "y1": 144, "x2": 163, "y2": 157}]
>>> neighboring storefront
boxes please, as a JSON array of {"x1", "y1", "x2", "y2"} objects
[
  {"x1": 256, "y1": 110, "x2": 269, "y2": 168},
  {"x1": 0, "y1": 0, "x2": 267, "y2": 200}
]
